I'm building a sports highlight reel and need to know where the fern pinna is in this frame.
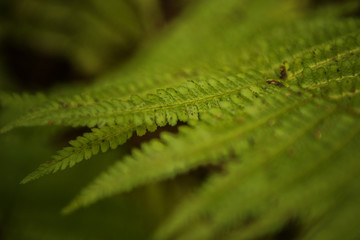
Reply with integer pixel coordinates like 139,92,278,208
1,0,360,239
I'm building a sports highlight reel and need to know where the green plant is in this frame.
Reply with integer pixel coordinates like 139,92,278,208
1,0,360,239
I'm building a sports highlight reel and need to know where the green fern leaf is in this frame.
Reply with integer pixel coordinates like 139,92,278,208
62,87,322,214
2,0,360,239
20,124,136,183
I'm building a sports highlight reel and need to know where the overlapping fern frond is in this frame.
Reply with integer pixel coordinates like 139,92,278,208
2,0,360,239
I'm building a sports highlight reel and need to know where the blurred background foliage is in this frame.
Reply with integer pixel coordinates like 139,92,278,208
0,0,358,239
0,0,195,92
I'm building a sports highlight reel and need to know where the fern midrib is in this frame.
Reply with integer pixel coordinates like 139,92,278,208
5,80,260,129
305,73,358,89
288,46,360,81
329,88,360,100
263,31,359,77
39,82,263,122
106,84,258,113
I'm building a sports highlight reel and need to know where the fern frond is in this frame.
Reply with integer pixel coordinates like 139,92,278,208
2,11,358,133
20,124,137,184
3,11,359,134
1,72,264,135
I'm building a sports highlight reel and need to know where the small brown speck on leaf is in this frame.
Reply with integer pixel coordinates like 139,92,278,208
266,80,284,87
280,65,287,80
